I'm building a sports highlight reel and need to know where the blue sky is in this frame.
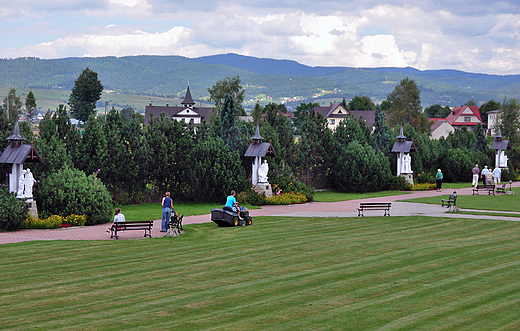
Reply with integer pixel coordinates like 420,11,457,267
1,0,519,74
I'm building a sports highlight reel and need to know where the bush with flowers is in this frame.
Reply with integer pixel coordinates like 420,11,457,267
416,171,436,184
264,192,307,205
23,215,63,229
411,183,437,191
63,214,87,227
237,187,266,206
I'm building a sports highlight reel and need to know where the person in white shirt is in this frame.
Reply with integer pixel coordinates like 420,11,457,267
113,208,126,223
493,166,502,186
481,166,489,185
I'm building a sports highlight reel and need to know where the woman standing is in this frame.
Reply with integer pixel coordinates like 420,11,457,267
161,192,175,232
436,169,443,192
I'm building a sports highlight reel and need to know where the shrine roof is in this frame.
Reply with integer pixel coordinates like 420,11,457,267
0,144,43,164
391,140,415,153
244,142,277,158
491,139,510,150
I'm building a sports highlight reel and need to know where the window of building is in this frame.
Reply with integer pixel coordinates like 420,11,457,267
329,119,335,125
464,116,471,122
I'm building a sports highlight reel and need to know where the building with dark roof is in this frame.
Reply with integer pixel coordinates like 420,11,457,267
313,102,377,131
144,86,215,125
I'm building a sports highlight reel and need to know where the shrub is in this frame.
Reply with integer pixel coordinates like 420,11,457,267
385,175,412,191
416,172,435,184
35,167,113,225
334,141,392,193
442,148,475,182
0,185,29,231
269,168,315,201
237,187,266,206
264,192,307,205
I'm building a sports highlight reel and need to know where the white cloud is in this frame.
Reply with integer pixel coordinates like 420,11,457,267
1,1,520,74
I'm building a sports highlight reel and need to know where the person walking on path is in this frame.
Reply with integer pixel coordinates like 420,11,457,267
472,164,480,188
493,166,502,186
161,192,175,232
436,169,443,192
481,166,489,185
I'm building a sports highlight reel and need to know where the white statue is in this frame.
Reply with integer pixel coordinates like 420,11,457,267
258,160,269,183
500,151,508,167
401,153,412,173
24,168,36,198
17,170,27,198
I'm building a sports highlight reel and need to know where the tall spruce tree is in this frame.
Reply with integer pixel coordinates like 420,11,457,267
25,91,37,122
372,106,390,154
220,93,241,152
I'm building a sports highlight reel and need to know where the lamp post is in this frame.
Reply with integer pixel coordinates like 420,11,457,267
509,179,513,193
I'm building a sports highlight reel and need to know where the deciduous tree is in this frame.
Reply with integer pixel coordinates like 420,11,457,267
207,76,246,115
68,67,103,123
386,77,429,134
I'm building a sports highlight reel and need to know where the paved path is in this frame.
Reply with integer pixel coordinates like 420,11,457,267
1,183,518,244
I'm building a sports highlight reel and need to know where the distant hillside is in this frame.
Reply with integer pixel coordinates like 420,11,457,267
1,54,519,111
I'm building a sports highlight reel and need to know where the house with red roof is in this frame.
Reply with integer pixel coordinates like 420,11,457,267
445,105,482,131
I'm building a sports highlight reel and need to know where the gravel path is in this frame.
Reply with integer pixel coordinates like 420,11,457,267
1,183,518,244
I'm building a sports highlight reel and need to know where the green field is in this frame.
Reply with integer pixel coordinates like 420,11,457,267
400,187,520,213
0,87,213,114
2,216,520,330
313,190,409,202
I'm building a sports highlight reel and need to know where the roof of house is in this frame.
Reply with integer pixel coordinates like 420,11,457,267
144,105,214,125
144,85,215,125
430,119,453,133
446,105,482,126
313,103,377,127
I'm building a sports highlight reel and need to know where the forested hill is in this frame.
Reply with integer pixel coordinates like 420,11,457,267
1,54,519,108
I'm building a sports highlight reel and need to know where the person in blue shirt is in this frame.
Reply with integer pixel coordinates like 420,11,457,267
224,190,239,212
161,192,176,232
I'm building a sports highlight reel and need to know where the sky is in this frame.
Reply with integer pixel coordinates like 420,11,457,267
1,0,519,75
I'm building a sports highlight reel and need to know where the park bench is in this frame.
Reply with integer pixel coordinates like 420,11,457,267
109,220,154,239
357,202,391,217
495,184,507,194
441,194,457,208
169,214,184,232
472,185,495,195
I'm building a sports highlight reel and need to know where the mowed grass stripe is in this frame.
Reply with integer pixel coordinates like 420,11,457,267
1,216,520,329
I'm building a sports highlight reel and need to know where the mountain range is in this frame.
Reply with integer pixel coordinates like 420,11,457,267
1,53,519,110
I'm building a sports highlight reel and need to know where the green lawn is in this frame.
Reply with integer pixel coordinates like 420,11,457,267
2,216,520,329
400,187,520,212
313,190,409,202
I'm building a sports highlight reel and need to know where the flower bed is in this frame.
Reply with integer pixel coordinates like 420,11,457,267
264,192,307,205
23,214,87,229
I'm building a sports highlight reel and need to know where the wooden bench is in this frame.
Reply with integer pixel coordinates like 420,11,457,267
358,202,391,217
168,214,184,232
441,194,457,208
496,184,507,194
109,221,153,239
472,185,495,195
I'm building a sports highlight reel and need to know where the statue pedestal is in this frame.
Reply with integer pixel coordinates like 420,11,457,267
24,199,38,218
400,173,414,186
255,182,273,198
